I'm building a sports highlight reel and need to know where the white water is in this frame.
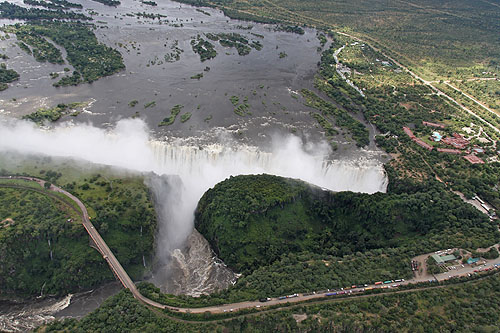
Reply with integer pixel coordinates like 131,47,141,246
0,117,387,292
0,295,72,332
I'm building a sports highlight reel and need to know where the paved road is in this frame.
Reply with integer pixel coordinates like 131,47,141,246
335,31,500,135
443,82,500,118
2,176,500,315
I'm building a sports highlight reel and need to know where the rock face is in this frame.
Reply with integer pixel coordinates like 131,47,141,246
150,230,237,296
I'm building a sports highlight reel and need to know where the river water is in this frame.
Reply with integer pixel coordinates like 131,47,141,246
0,0,389,331
0,0,331,148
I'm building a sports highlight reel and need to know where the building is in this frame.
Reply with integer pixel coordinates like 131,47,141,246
472,147,484,154
403,126,433,150
437,148,461,154
414,138,433,150
464,154,485,164
423,121,446,129
442,133,469,149
431,254,457,265
403,126,415,139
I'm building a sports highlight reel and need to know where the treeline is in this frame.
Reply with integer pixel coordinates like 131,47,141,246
15,27,64,64
206,32,262,55
0,2,90,21
302,88,369,147
276,25,304,34
0,63,19,91
190,36,216,62
0,171,157,297
23,0,83,10
41,273,500,332
195,175,499,274
12,23,125,86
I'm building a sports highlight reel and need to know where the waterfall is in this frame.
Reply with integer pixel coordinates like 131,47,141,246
0,117,389,295
149,139,388,195
146,138,388,294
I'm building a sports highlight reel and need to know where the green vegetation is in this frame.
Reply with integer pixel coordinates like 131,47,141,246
190,72,203,80
317,32,327,48
0,2,89,21
276,25,304,35
42,272,500,331
23,0,83,10
190,36,216,62
229,95,250,116
22,102,85,124
0,155,157,297
180,112,192,123
195,8,210,15
141,0,157,6
53,71,80,87
158,104,184,126
144,101,156,108
15,27,64,64
311,113,338,150
229,95,239,106
128,100,138,107
454,79,500,114
178,0,500,81
233,103,249,116
205,32,262,56
196,175,498,274
302,89,369,147
278,51,287,58
134,12,166,20
9,23,125,86
0,63,19,91
90,0,120,6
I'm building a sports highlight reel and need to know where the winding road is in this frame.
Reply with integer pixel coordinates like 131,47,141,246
1,176,500,317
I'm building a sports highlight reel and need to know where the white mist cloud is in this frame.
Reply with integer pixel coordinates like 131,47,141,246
0,118,387,267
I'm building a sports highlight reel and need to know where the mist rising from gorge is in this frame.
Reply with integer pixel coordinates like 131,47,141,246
0,117,387,273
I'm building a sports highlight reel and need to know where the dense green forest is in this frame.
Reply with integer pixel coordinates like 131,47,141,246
0,63,19,91
190,36,217,62
195,175,498,274
41,272,500,332
0,1,89,21
205,32,262,56
0,157,157,297
23,0,83,10
8,22,125,86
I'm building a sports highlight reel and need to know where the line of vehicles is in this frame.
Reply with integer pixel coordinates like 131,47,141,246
261,279,406,303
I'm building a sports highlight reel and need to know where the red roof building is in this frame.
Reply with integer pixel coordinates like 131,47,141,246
414,138,433,151
463,154,484,164
403,126,433,150
437,148,461,154
403,126,415,139
423,121,445,129
442,133,469,149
